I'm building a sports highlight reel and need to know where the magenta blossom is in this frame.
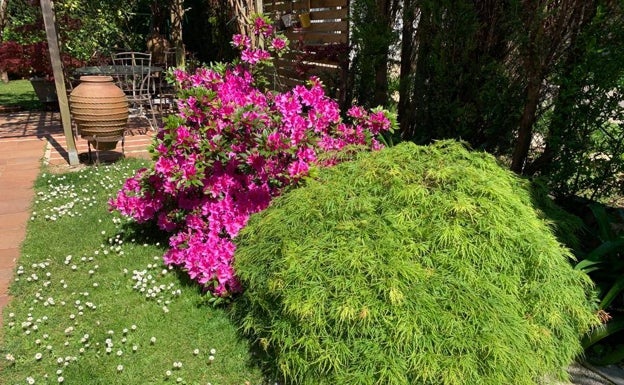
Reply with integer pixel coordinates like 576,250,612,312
270,37,288,53
241,48,271,65
109,15,394,297
231,34,252,50
253,16,274,37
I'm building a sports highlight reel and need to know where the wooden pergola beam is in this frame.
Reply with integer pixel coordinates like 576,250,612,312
40,0,78,166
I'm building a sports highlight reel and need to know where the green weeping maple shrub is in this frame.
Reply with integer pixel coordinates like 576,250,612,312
233,141,598,385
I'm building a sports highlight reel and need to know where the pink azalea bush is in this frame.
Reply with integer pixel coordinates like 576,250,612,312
109,15,394,296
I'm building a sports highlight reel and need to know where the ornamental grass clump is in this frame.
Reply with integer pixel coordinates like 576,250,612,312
233,141,599,385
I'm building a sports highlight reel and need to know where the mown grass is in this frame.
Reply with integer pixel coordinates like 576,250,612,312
0,79,43,111
0,159,265,385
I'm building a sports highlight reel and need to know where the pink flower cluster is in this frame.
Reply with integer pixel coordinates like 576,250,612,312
109,17,393,296
232,15,289,61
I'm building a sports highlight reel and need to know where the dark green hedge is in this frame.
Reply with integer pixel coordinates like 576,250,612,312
233,141,598,385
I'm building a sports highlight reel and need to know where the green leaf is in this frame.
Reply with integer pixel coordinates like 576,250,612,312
585,238,624,263
589,203,617,242
574,259,603,272
582,315,624,349
599,275,624,310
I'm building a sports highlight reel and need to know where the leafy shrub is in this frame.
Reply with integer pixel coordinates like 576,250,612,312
233,141,599,385
574,203,624,365
0,40,84,79
535,4,624,201
109,16,393,297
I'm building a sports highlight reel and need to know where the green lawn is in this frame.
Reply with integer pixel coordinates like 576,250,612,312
0,79,43,111
0,159,266,385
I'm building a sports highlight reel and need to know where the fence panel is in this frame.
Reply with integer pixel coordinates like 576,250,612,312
262,0,350,104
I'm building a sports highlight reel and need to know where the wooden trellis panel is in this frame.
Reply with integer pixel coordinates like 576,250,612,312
263,0,350,103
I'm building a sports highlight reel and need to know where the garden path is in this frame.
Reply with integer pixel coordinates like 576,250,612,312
0,110,153,334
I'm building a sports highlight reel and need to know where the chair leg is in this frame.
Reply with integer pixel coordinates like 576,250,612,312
87,141,93,163
93,137,101,165
147,99,158,131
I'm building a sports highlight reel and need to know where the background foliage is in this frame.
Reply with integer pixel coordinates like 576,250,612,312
349,0,623,201
573,203,624,365
5,0,621,203
1,0,238,77
398,0,521,155
3,0,148,62
531,5,624,200
349,0,398,109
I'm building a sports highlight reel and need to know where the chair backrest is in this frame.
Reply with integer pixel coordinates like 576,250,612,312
162,48,177,69
111,52,153,102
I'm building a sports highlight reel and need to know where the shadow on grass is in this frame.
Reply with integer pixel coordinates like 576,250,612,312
228,292,289,385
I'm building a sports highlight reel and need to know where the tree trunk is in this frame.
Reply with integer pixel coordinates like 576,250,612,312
510,78,541,173
373,52,389,107
397,0,416,136
0,0,7,39
372,0,391,107
0,0,9,83
523,2,598,176
509,0,598,174
228,0,256,39
402,2,432,140
171,0,185,67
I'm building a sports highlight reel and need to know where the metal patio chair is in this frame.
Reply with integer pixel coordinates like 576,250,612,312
152,48,178,113
111,51,158,131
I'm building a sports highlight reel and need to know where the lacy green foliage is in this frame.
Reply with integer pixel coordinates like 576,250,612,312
529,180,585,251
233,141,598,385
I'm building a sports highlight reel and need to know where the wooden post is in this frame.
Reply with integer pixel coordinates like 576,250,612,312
40,0,79,166
170,0,185,68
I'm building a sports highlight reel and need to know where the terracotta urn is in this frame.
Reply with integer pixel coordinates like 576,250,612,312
69,76,129,150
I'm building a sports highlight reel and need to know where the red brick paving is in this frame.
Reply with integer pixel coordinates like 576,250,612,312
0,110,154,334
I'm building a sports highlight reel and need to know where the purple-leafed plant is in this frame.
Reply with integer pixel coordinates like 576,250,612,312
109,15,394,297
0,40,83,80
